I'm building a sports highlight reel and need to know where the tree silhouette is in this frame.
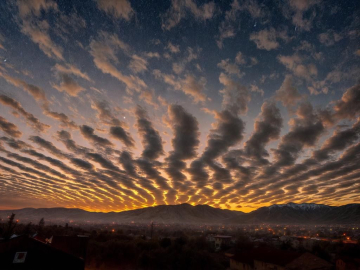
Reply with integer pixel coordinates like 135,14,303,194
39,218,45,227
38,217,45,235
4,213,17,240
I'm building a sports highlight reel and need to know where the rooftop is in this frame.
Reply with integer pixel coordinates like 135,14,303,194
232,247,302,266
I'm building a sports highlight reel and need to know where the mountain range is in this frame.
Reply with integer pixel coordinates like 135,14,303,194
0,203,359,225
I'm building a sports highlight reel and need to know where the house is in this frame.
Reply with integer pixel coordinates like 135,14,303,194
336,256,360,270
49,235,89,259
224,247,237,258
230,251,255,270
285,252,333,270
230,247,301,270
279,236,291,242
206,234,216,242
0,235,85,270
230,247,333,270
214,235,232,250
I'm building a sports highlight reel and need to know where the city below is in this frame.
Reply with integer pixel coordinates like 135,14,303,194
0,203,359,269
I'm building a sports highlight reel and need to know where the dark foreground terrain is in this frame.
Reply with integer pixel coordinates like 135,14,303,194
1,213,360,270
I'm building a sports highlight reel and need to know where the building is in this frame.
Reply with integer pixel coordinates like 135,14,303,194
0,235,85,270
230,251,255,270
224,247,237,258
206,234,216,242
214,235,232,250
336,256,360,270
230,247,333,270
49,235,88,259
285,252,333,270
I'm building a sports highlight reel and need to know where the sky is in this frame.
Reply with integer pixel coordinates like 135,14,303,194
0,0,359,213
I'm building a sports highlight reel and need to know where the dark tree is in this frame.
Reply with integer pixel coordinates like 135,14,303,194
39,218,45,227
4,213,17,240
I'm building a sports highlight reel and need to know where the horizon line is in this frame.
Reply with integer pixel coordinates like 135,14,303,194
0,202,358,214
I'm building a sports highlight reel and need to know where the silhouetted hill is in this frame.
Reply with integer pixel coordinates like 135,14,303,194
0,203,243,224
0,203,359,225
226,203,360,224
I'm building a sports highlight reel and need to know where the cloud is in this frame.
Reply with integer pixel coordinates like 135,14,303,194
333,83,360,120
128,55,148,73
162,0,216,30
250,27,290,50
167,42,180,54
56,130,89,155
22,148,79,176
139,89,159,109
136,158,171,191
271,102,324,168
0,33,5,50
7,152,67,179
119,151,137,176
249,84,264,96
167,105,200,160
0,156,58,181
244,102,283,164
29,135,68,158
217,59,242,77
80,125,114,147
189,109,245,187
91,100,122,126
313,119,360,161
135,106,164,160
54,11,86,38
16,0,58,18
286,0,320,31
92,100,134,148
53,64,92,82
16,0,64,60
217,0,267,48
20,22,64,60
203,110,245,162
318,30,343,46
172,47,200,74
0,137,32,150
146,52,160,58
277,54,319,84
71,157,94,170
109,126,135,148
96,0,134,21
217,25,236,49
89,32,146,93
181,74,207,103
166,104,200,187
86,152,119,172
235,52,246,65
153,70,207,103
0,116,22,138
219,72,251,115
0,95,50,132
0,73,47,102
275,75,303,109
43,106,77,129
52,73,85,96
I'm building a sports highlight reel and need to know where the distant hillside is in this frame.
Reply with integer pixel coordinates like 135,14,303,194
226,203,360,224
0,203,359,225
0,203,243,224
